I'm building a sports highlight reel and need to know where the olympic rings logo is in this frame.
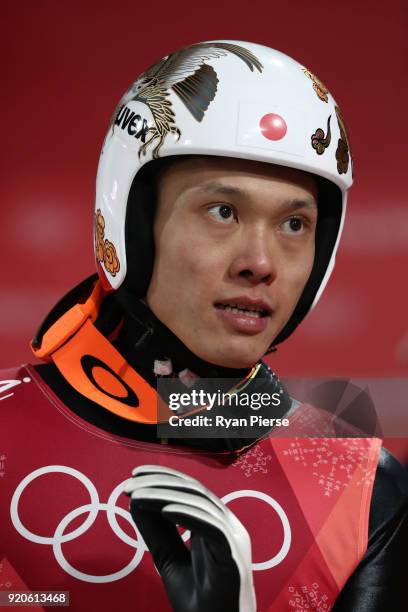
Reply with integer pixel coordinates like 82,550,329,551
10,465,291,583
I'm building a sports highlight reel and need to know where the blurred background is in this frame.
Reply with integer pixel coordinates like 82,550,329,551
2,0,408,379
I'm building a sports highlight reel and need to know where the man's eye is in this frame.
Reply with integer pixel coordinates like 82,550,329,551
281,216,306,233
207,204,238,223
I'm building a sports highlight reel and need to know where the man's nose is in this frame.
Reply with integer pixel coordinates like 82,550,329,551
228,228,278,286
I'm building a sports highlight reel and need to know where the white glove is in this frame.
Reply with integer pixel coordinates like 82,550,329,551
124,464,257,612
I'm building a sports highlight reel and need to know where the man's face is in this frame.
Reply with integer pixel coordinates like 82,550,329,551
146,157,318,368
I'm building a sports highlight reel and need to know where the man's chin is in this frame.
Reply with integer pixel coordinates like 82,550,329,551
218,355,264,369
198,343,268,370
179,327,271,369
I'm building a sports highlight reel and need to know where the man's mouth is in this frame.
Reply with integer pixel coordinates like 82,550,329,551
215,302,269,319
213,297,272,335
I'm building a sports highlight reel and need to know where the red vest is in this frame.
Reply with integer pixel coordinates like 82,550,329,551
0,365,381,611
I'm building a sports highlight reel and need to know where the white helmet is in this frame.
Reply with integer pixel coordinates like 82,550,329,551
94,40,352,344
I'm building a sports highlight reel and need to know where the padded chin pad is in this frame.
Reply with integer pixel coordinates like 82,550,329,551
122,165,158,297
273,178,342,345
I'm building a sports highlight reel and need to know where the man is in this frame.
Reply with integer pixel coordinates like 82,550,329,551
1,41,406,611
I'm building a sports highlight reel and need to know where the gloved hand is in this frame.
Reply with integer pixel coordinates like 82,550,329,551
123,465,257,612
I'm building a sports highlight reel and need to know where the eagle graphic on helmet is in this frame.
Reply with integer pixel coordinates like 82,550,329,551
113,42,263,159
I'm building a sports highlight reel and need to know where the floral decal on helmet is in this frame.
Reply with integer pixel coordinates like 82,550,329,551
335,105,351,175
311,115,332,154
302,68,329,102
94,209,120,276
113,42,263,159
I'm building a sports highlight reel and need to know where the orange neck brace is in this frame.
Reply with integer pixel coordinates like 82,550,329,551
31,280,169,424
